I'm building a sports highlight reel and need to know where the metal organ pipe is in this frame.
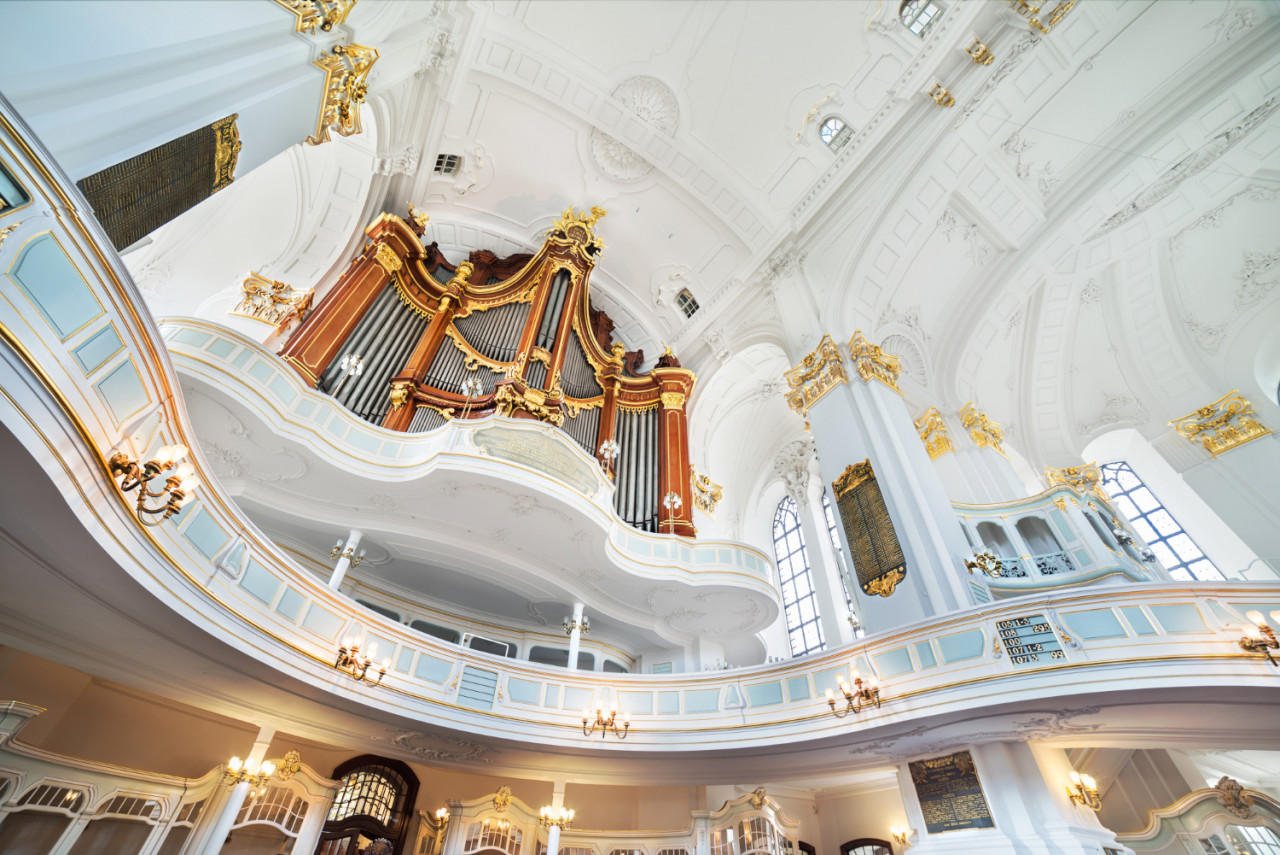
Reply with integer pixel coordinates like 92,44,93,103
454,302,530,363
535,270,571,351
350,302,428,419
320,284,396,392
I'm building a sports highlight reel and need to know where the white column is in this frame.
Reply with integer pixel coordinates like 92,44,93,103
198,726,275,855
566,602,584,671
546,782,567,855
328,530,363,589
47,813,92,855
290,787,336,855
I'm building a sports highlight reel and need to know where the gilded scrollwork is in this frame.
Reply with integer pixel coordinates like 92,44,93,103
783,334,847,418
960,402,1007,457
690,465,723,518
374,242,403,274
1169,391,1272,456
272,0,357,33
307,43,380,145
914,407,954,460
231,272,313,333
1045,462,1103,495
388,381,413,410
550,206,608,255
847,330,903,393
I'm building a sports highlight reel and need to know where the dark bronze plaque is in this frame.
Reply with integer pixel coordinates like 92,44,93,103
909,750,995,834
76,115,240,250
832,459,906,597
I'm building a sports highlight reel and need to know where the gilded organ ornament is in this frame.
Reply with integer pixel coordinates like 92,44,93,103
783,335,848,419
847,331,902,393
960,402,1007,457
914,407,954,460
1169,391,1272,456
374,242,404,274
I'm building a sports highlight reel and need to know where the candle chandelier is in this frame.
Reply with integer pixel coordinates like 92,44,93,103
1238,610,1280,666
824,670,880,717
539,806,574,829
581,705,630,740
335,637,390,685
107,445,200,525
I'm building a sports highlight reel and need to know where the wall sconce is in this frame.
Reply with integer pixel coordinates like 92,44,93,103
539,806,574,829
436,808,450,825
107,445,200,525
581,706,630,739
224,749,300,799
1066,771,1101,809
662,490,683,529
1239,610,1280,666
329,540,366,566
599,439,620,478
336,637,389,685
563,616,590,636
824,670,880,717
890,826,913,846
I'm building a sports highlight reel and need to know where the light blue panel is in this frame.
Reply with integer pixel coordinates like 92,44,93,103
873,647,915,678
507,678,541,705
970,580,992,604
695,549,714,564
414,654,452,684
813,667,847,695
268,375,296,406
181,507,230,560
248,361,272,383
628,536,650,556
94,359,149,423
938,629,985,663
786,675,810,702
658,692,679,714
1121,606,1156,636
348,429,379,454
394,647,414,674
619,691,653,715
295,399,316,418
8,234,103,339
363,633,395,666
173,328,212,349
680,547,691,562
563,686,592,711
853,654,872,675
381,441,401,457
238,558,280,605
914,641,938,670
1228,602,1280,620
72,324,123,374
650,662,673,674
1073,549,1093,567
1063,608,1127,640
718,548,731,563
684,689,719,713
207,337,236,359
745,681,784,707
1150,603,1207,633
457,666,498,711
724,684,742,707
327,418,347,439
274,587,305,622
1050,509,1076,542
230,348,253,369
300,603,344,641
543,685,560,708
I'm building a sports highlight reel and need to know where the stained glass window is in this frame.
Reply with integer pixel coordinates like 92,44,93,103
1100,461,1224,581
773,497,825,656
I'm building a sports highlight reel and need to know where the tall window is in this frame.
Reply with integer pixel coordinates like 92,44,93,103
1226,825,1280,855
823,492,862,637
1099,461,1224,582
899,0,942,36
321,756,418,855
773,497,825,656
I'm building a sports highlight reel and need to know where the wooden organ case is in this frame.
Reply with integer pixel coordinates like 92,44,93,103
279,206,697,537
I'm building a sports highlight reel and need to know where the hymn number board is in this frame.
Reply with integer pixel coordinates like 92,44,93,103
996,613,1065,668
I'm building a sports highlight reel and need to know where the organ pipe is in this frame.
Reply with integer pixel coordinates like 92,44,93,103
281,205,699,537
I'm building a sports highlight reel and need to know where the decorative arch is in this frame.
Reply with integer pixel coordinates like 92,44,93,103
840,839,892,855
318,755,419,855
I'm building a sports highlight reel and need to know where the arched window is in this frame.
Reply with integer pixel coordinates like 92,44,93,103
840,840,892,855
1100,461,1224,581
320,756,418,855
899,0,942,36
676,288,700,318
819,117,852,152
822,492,862,636
773,497,825,656
1226,825,1280,854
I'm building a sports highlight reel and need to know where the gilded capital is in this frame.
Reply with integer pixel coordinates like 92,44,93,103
1169,391,1272,456
959,402,1007,457
846,331,902,393
374,242,403,274
914,407,954,460
307,43,380,145
660,391,686,410
783,335,847,418
1045,462,1103,495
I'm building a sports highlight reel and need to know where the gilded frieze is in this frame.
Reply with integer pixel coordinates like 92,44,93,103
307,43,380,145
1169,391,1272,456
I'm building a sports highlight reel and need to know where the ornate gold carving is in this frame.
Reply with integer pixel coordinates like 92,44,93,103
493,384,564,427
1006,0,1076,34
784,335,847,418
847,331,902,393
562,398,603,418
307,43,380,145
212,115,241,193
1045,462,1103,495
960,402,1007,457
914,407,954,459
272,0,357,33
660,391,686,410
963,550,1001,577
416,402,455,421
529,347,552,365
547,370,565,400
389,381,412,410
832,460,874,498
1053,498,1069,511
929,84,955,108
550,206,608,255
406,201,429,231
690,465,723,518
447,260,474,288
865,567,906,597
749,787,767,810
1169,391,1272,456
1215,776,1254,819
374,242,403,274
493,786,513,813
231,272,313,333
275,749,303,781
0,221,22,251
610,342,626,363
967,39,995,65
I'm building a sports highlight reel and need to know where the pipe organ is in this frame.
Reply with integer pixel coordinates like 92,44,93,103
279,207,698,537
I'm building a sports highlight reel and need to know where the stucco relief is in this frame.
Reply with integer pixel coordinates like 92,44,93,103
590,76,679,182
